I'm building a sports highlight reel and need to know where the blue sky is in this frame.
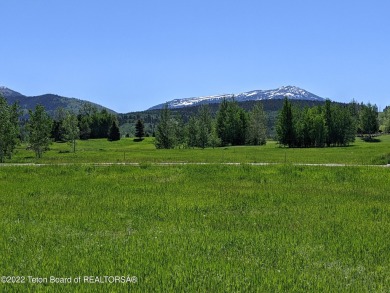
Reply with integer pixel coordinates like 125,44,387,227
1,0,389,112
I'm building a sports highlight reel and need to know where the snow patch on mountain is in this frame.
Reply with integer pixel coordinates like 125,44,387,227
148,86,324,110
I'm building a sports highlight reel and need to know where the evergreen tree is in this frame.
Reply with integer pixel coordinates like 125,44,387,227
248,103,267,145
216,97,248,146
28,105,52,158
292,103,355,148
235,107,249,145
80,106,116,139
359,103,379,139
348,99,360,134
197,105,212,148
155,104,176,149
386,111,390,133
77,103,94,139
216,98,229,146
78,103,94,138
380,106,390,133
277,97,295,147
97,109,114,138
209,121,221,148
108,121,121,141
225,101,237,145
0,97,20,163
186,116,198,148
324,99,334,146
175,115,186,148
293,107,306,147
135,119,145,140
79,116,92,140
332,105,356,146
51,107,67,142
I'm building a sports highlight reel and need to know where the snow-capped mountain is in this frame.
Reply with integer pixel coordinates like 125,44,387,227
148,86,325,110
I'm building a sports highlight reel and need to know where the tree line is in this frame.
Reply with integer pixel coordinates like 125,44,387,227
379,106,390,133
276,98,379,147
0,93,388,162
0,96,121,161
154,97,383,149
154,98,268,149
51,104,122,151
52,103,120,142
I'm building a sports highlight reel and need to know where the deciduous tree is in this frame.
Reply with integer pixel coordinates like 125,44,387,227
380,106,390,133
359,103,379,139
248,103,267,145
63,111,79,152
0,97,20,162
28,105,52,158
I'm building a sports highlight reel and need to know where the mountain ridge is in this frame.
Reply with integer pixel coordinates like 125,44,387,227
1,85,326,115
0,86,117,115
148,85,325,110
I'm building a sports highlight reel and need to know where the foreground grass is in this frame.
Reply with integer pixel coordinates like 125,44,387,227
7,134,390,165
1,164,389,292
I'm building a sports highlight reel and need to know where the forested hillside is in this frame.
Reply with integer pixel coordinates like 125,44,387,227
0,87,115,116
118,99,327,138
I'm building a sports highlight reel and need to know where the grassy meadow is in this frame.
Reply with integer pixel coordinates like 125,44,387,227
6,134,390,165
1,136,390,291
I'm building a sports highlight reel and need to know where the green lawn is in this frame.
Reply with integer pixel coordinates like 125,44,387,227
1,164,389,292
6,134,390,165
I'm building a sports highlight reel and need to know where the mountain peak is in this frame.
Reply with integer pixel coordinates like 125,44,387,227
0,86,25,98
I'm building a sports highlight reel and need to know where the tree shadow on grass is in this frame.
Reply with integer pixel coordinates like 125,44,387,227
23,156,35,159
58,150,71,154
133,138,144,142
361,137,381,143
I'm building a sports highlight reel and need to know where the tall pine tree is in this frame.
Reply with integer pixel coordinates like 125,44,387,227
108,121,121,141
135,119,145,140
197,105,213,149
216,98,229,146
186,116,198,148
277,97,295,147
154,104,177,149
216,97,248,146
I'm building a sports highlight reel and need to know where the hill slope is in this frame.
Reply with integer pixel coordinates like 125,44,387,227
0,86,116,115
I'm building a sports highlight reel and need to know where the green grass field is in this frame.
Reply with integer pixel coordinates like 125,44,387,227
1,137,390,291
6,134,390,165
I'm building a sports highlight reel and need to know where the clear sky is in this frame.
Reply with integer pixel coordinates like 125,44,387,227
1,0,389,112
